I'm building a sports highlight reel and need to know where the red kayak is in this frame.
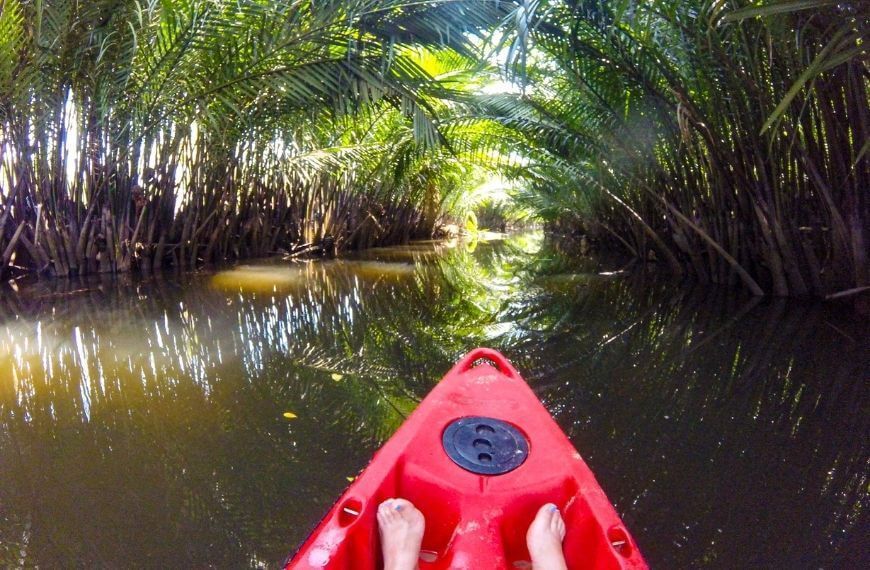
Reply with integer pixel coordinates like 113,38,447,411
286,348,647,569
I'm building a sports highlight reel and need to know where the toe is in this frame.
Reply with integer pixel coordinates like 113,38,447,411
379,499,401,522
391,498,412,510
539,503,558,523
390,498,415,519
549,507,562,529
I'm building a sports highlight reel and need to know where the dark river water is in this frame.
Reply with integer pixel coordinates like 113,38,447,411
0,233,867,568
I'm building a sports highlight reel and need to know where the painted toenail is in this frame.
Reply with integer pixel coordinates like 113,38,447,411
395,504,403,511
549,505,558,512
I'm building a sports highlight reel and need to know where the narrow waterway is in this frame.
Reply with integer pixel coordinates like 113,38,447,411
0,234,867,568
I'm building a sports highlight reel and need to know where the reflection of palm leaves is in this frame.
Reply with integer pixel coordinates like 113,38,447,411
2,236,867,566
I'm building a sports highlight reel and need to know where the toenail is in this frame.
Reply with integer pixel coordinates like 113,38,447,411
549,505,558,512
394,504,403,511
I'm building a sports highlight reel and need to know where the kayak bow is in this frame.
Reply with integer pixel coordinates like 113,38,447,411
286,348,647,569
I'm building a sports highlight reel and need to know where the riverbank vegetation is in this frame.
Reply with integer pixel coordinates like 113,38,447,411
0,0,866,297
490,0,867,297
0,0,509,278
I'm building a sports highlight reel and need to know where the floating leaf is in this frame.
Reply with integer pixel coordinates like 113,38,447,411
346,476,355,482
283,412,298,419
331,373,343,381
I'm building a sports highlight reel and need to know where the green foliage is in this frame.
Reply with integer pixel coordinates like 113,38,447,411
485,0,868,297
0,0,517,276
0,0,865,298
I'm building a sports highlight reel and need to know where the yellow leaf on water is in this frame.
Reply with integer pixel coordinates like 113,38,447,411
346,476,355,482
283,412,298,419
331,373,343,381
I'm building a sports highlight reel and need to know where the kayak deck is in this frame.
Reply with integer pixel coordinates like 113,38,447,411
286,348,647,569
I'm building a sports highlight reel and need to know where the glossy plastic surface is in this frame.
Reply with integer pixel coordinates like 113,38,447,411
285,348,648,569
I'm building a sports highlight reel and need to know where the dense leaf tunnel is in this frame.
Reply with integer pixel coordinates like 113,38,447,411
0,0,866,296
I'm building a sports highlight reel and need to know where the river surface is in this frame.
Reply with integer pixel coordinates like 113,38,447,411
0,233,867,568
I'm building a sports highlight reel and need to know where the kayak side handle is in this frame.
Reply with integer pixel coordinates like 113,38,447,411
607,526,634,557
337,497,363,527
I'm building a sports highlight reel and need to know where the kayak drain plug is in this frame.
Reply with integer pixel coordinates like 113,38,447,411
442,416,529,475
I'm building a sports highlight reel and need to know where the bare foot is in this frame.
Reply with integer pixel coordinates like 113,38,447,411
377,498,425,570
526,503,567,570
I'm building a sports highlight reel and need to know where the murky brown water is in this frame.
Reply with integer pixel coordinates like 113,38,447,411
1,233,867,568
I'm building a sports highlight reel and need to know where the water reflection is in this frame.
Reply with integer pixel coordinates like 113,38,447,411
0,235,866,568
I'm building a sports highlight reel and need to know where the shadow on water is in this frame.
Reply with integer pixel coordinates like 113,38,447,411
0,234,867,568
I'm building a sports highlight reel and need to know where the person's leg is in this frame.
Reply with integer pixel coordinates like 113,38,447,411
526,503,568,570
377,498,425,570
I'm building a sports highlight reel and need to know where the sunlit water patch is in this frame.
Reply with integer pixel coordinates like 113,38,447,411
341,260,417,280
211,264,310,294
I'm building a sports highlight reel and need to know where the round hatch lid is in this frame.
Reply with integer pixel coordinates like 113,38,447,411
442,416,529,475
